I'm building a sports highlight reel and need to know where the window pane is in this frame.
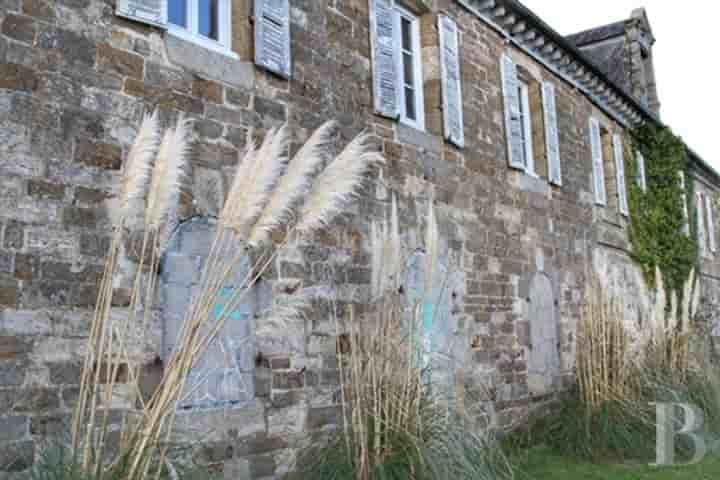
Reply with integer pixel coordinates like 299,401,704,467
169,0,187,28
403,52,414,87
401,17,412,51
405,87,416,121
199,0,219,40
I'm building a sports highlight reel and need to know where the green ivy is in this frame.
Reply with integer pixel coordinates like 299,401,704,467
627,123,698,294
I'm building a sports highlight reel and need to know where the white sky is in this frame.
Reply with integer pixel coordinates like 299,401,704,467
519,1,718,171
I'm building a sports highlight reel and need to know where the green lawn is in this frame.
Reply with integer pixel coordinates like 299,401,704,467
512,447,720,480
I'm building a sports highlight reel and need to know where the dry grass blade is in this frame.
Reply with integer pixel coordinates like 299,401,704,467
296,133,383,234
248,121,338,246
122,110,160,216
226,125,290,239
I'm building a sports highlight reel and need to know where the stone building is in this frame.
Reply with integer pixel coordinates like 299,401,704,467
0,0,717,477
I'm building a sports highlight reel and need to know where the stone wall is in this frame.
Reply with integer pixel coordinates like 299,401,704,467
0,0,718,477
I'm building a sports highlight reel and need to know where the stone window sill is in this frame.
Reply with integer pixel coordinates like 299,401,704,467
397,123,442,154
518,172,550,195
165,34,254,91
167,26,239,60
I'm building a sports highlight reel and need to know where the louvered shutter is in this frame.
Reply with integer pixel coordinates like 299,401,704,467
697,193,707,254
613,135,629,216
680,172,690,236
705,194,717,253
116,0,167,27
542,82,561,186
636,151,647,192
255,0,292,79
370,0,400,119
589,118,606,205
500,54,524,169
439,15,464,148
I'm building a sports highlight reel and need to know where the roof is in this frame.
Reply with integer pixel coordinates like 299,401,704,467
456,0,719,185
566,21,626,47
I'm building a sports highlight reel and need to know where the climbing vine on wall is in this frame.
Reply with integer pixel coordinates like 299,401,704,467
627,123,697,294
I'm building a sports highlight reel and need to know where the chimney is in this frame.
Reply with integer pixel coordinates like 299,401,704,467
566,7,662,118
627,8,661,117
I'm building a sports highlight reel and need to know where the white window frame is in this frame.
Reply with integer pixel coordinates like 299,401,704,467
167,0,236,58
517,80,535,176
394,5,425,131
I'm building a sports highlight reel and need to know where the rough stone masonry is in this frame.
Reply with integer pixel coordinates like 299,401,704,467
0,0,718,478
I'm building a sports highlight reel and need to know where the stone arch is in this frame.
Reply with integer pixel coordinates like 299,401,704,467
527,272,560,395
159,218,262,410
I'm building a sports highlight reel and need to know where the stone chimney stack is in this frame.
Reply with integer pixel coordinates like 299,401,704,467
627,8,661,117
566,7,662,118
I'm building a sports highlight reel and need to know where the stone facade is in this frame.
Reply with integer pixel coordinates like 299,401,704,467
0,0,718,477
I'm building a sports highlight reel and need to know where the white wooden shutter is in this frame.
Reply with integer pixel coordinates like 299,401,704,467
636,151,647,192
613,135,629,216
370,0,400,119
255,0,292,79
680,172,690,236
500,54,524,169
439,15,464,148
116,0,167,27
705,194,717,253
589,118,606,205
697,193,707,254
542,82,561,186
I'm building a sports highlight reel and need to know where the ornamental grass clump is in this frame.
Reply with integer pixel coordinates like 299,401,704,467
308,197,512,480
513,268,709,463
72,117,383,480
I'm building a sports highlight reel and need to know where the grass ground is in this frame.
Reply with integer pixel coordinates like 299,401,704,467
513,446,720,480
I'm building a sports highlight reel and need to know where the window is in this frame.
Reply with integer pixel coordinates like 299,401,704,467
697,193,707,255
168,0,233,55
500,56,561,181
680,172,690,236
395,6,424,130
517,80,535,175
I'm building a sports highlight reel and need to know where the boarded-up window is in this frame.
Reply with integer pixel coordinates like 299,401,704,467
527,273,560,395
160,219,258,410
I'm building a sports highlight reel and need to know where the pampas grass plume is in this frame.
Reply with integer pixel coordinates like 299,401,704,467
248,121,337,247
226,125,290,240
296,133,383,234
221,135,258,228
122,110,160,216
146,116,192,234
